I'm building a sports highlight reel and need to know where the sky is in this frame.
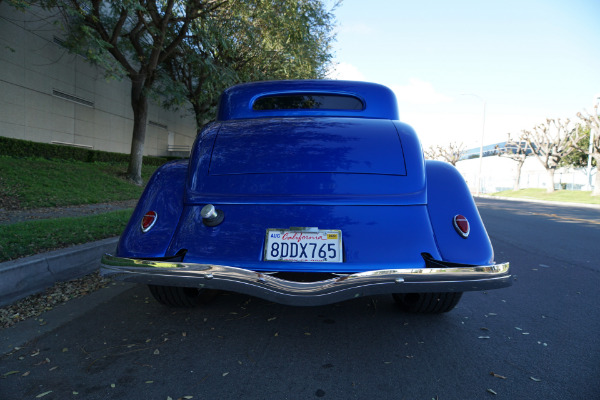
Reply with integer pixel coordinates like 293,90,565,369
327,0,600,149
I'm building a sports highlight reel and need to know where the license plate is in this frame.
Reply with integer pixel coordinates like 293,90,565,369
264,228,342,262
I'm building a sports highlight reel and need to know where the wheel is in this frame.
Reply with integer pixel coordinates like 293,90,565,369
148,285,217,307
392,292,463,313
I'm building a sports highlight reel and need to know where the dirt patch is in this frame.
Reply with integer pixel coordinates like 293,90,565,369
0,271,110,329
0,200,138,225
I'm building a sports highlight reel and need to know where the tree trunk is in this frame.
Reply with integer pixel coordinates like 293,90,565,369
546,168,556,193
192,101,205,131
593,154,600,196
192,98,216,130
126,76,148,185
513,159,524,191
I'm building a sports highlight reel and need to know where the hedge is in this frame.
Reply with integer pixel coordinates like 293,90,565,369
0,136,177,166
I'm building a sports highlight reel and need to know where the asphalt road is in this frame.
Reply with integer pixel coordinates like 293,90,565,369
1,198,599,399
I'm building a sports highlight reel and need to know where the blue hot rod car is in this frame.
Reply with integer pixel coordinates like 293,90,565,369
101,80,511,313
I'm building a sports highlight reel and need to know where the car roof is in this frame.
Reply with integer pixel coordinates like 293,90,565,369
216,80,399,121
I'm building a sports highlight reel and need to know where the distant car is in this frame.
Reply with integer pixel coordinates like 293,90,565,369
101,80,510,313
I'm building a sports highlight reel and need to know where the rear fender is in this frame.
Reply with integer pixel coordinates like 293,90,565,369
425,161,494,265
117,160,189,258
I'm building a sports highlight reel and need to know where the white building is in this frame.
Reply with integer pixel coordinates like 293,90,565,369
0,3,197,157
456,155,596,194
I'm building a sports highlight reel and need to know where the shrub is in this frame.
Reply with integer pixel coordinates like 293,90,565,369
0,136,176,166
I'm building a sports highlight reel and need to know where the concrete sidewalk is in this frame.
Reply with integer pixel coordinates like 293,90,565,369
0,237,118,307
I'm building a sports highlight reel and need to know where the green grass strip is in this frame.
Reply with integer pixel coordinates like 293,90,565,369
0,209,133,262
491,189,600,205
0,156,158,209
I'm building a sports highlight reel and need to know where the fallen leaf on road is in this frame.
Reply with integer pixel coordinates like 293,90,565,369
489,372,507,379
36,391,53,398
478,336,491,339
530,377,541,382
2,371,20,378
486,389,497,395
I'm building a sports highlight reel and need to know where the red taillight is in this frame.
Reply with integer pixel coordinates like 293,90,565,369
453,214,470,238
141,211,158,232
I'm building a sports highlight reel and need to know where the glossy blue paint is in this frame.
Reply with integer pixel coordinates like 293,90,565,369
166,204,441,273
117,160,188,258
217,80,399,121
116,80,499,274
186,117,426,205
209,118,406,175
425,160,494,265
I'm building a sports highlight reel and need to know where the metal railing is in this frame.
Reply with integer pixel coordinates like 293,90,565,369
51,141,93,149
167,145,190,152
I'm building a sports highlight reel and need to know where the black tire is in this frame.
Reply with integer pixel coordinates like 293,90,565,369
392,292,463,313
148,285,217,307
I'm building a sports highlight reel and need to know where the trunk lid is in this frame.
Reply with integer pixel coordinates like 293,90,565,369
208,118,406,176
187,117,425,205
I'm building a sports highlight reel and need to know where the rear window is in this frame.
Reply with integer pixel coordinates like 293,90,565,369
252,94,364,111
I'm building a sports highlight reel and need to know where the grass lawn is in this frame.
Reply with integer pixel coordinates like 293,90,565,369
0,156,165,260
491,188,600,205
0,209,133,262
0,156,158,209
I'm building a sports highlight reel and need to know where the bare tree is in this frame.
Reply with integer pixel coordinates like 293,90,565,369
424,142,466,166
501,131,531,191
573,105,600,195
524,118,575,193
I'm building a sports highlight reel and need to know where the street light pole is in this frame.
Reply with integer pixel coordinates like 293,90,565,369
585,94,600,191
462,93,487,195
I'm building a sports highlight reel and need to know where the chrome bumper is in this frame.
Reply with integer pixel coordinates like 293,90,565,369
100,255,511,306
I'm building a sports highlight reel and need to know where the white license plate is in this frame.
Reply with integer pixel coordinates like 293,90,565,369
264,228,343,262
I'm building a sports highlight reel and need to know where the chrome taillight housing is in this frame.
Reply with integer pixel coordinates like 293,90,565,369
141,211,158,233
453,214,470,238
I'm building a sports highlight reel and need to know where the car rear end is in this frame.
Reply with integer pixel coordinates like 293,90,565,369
101,80,510,311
